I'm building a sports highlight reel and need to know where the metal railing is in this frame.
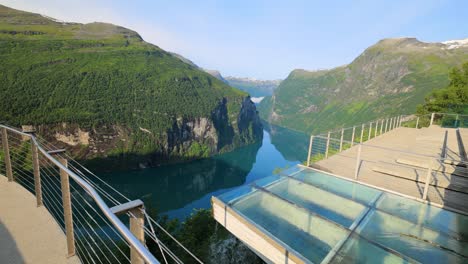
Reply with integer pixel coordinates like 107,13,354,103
0,124,204,264
304,113,468,213
306,114,407,166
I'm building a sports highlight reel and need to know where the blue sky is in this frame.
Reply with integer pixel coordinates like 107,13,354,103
1,0,467,79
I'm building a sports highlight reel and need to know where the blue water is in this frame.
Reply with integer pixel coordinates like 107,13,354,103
100,124,307,219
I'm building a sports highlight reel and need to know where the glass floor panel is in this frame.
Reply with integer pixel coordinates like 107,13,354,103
266,178,366,227
329,233,410,264
216,166,468,263
290,170,382,205
357,210,468,263
233,190,349,263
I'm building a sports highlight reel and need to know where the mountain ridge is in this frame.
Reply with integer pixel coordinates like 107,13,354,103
0,4,263,170
166,51,281,97
258,37,468,133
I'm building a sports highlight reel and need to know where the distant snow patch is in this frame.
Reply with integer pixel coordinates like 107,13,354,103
251,97,264,104
442,38,468,49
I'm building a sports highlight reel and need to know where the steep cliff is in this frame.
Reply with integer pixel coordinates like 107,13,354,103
0,4,263,169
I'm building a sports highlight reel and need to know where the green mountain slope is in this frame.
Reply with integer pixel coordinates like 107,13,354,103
258,37,468,133
0,5,262,168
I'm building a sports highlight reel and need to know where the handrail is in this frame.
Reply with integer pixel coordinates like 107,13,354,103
0,124,160,264
305,112,468,211
314,114,410,137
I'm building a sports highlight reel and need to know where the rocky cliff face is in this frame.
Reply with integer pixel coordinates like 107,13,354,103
34,96,262,170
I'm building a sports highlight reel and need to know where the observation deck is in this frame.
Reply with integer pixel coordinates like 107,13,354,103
213,113,468,263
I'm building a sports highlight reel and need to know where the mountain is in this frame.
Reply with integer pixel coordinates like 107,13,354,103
168,53,280,98
0,4,263,169
225,77,281,97
258,37,468,133
169,53,228,83
203,69,227,83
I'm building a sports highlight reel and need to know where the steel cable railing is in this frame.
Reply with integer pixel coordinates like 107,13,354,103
32,138,174,262
0,125,162,264
32,134,204,263
304,112,468,213
3,126,204,264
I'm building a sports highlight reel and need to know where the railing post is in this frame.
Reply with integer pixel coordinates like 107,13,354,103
339,128,344,152
31,143,42,206
325,131,331,158
430,113,435,126
30,137,43,207
360,124,364,143
416,117,420,129
306,135,314,167
23,128,43,207
380,119,384,135
455,114,459,127
399,115,403,127
385,118,388,133
422,159,433,200
351,126,356,146
1,128,13,182
374,121,378,137
368,122,372,141
58,156,76,257
130,207,145,264
354,144,362,180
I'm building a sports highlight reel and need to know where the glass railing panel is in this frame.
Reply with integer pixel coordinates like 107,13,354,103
217,185,255,204
217,175,284,204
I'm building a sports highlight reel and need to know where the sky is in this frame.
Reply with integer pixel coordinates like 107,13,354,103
1,0,467,79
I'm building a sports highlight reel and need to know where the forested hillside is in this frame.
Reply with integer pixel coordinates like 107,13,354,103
259,38,468,133
0,5,262,169
417,62,468,114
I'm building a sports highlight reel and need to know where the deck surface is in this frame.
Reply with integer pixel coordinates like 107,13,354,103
0,176,81,264
315,126,468,213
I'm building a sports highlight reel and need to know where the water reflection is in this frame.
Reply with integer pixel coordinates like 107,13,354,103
263,121,309,162
101,141,259,210
100,127,306,219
